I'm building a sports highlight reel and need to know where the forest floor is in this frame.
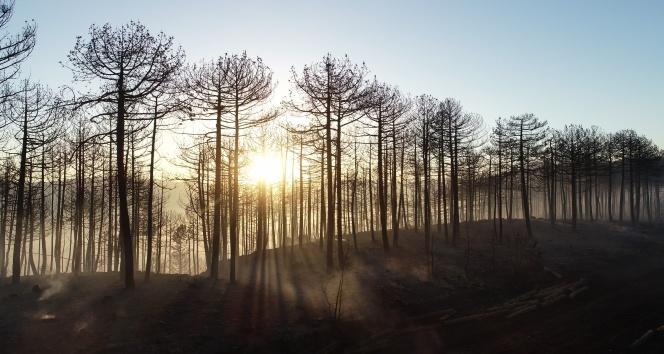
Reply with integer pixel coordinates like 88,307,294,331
2,220,664,353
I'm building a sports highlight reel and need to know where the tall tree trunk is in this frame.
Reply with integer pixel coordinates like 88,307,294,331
423,121,431,254
28,164,38,276
0,163,10,278
39,148,47,275
351,141,358,250
106,129,114,273
377,113,389,251
335,111,344,266
211,103,222,280
319,149,325,249
518,125,533,239
145,106,158,282
230,100,240,282
87,155,96,272
299,140,304,247
117,84,135,289
325,77,334,270
571,152,578,231
619,147,625,221
368,144,375,242
11,98,30,284
391,125,399,247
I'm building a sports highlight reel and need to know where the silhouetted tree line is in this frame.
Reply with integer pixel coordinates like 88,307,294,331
0,10,661,288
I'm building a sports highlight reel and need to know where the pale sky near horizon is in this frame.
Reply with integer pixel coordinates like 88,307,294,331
11,0,664,147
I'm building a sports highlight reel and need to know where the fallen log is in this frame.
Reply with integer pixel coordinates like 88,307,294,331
506,304,537,319
443,308,511,325
408,308,456,323
443,278,589,325
569,286,589,299
541,292,568,307
630,329,654,350
543,266,563,279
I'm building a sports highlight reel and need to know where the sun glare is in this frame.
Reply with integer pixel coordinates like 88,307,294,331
247,152,282,184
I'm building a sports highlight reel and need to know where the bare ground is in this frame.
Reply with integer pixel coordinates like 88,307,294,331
1,220,664,353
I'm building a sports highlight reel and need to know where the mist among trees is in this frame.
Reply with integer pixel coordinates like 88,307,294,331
1,2,663,353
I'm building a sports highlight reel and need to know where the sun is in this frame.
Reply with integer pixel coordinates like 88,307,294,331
247,151,282,184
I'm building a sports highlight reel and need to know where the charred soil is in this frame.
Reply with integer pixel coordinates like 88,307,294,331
1,220,664,353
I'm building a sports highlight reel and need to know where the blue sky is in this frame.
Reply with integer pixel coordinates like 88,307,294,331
12,0,664,146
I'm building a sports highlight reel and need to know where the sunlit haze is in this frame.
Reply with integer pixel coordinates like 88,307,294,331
247,151,283,185
1,2,663,353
